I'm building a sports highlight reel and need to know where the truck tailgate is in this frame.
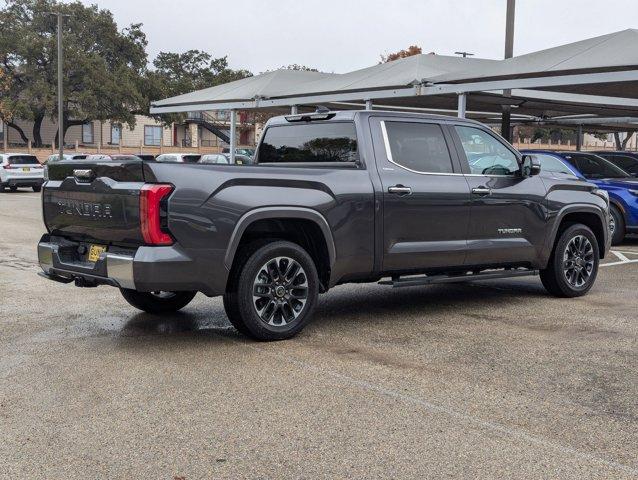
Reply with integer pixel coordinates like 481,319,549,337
43,160,149,246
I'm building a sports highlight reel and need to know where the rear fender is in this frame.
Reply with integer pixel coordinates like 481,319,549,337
223,207,336,271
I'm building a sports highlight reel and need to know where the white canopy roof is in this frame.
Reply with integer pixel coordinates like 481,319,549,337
151,69,336,110
271,54,499,97
149,29,638,122
432,29,638,83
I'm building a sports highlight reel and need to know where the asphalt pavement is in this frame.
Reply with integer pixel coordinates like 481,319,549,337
1,191,637,479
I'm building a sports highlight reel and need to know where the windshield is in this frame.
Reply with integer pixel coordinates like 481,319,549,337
560,153,630,179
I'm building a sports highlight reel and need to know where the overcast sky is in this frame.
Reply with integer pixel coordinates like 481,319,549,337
76,0,638,73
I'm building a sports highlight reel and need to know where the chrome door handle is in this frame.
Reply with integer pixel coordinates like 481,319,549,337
471,186,491,195
388,185,412,195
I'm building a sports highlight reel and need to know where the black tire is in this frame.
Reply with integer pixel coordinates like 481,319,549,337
609,204,625,246
0,185,5,192
9,185,17,192
223,240,319,341
32,185,42,193
120,289,196,314
540,223,599,298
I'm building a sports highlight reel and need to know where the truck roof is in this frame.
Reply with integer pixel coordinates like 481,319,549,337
265,109,486,128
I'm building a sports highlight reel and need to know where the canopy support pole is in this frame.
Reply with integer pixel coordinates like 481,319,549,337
457,93,467,118
229,110,237,164
365,99,373,110
576,125,583,151
290,105,298,114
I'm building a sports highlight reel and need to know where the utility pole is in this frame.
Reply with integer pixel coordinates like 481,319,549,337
47,12,68,160
501,0,515,142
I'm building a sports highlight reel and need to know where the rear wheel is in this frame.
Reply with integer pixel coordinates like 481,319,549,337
609,204,625,245
223,240,319,341
120,289,196,314
9,186,17,192
32,185,42,193
540,224,599,297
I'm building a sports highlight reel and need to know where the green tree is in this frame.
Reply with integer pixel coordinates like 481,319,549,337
0,0,148,146
144,50,252,125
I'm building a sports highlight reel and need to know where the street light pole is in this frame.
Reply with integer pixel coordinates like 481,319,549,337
57,13,63,160
501,0,515,142
47,12,67,159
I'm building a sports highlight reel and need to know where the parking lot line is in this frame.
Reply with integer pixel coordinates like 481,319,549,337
601,251,638,267
250,345,638,476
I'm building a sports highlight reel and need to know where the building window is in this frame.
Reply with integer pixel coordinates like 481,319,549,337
82,123,94,144
144,125,162,146
111,123,121,145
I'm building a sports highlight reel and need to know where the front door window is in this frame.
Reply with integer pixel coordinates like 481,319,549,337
455,126,519,176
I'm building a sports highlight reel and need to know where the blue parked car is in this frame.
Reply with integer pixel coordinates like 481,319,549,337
521,150,638,245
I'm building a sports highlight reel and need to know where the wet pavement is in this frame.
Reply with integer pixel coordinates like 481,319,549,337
1,191,637,479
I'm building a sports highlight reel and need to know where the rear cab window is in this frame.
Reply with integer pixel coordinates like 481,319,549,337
258,122,359,165
8,155,40,165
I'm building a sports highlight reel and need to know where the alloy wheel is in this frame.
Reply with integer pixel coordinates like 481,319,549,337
562,235,595,288
252,256,308,326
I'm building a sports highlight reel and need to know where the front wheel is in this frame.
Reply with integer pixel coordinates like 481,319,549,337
540,224,599,298
223,240,319,341
32,185,42,193
120,289,196,314
609,204,625,245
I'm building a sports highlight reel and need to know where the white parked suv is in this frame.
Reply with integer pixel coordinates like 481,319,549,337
0,153,44,192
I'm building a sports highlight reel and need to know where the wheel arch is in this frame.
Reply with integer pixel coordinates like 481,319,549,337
546,205,608,262
224,207,336,287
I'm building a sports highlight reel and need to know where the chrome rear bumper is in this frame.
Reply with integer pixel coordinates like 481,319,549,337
38,241,135,289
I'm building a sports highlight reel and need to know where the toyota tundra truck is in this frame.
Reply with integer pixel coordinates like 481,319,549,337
37,110,611,340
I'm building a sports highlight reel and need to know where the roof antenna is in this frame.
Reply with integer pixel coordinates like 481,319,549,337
315,105,330,113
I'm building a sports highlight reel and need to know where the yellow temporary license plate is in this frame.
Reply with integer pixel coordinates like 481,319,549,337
22,167,30,172
88,244,107,262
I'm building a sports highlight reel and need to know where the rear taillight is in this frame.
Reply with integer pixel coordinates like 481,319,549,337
140,184,174,245
3,165,14,169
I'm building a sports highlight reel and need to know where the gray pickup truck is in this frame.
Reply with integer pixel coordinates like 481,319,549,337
38,110,611,340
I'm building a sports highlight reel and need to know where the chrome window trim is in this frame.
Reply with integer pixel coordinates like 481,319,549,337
380,120,462,176
380,121,517,178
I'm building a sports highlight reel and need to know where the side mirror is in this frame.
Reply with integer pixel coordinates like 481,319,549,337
521,154,541,177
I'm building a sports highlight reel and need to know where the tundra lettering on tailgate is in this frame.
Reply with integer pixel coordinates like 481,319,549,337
58,199,113,219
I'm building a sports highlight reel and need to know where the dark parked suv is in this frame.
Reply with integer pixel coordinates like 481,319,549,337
38,110,611,340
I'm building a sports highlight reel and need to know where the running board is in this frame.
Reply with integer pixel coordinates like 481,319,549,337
378,269,539,288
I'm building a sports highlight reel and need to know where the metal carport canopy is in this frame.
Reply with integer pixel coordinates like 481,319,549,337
149,29,638,122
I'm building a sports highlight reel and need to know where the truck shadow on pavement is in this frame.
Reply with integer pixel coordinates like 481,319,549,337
116,278,549,341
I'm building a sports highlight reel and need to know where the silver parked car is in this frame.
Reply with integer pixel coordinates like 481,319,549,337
45,153,89,164
0,153,44,192
155,153,201,163
199,153,253,165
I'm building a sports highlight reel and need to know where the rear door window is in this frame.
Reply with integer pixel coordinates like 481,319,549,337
382,121,454,174
8,155,39,165
259,122,358,164
182,155,202,163
601,154,638,174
